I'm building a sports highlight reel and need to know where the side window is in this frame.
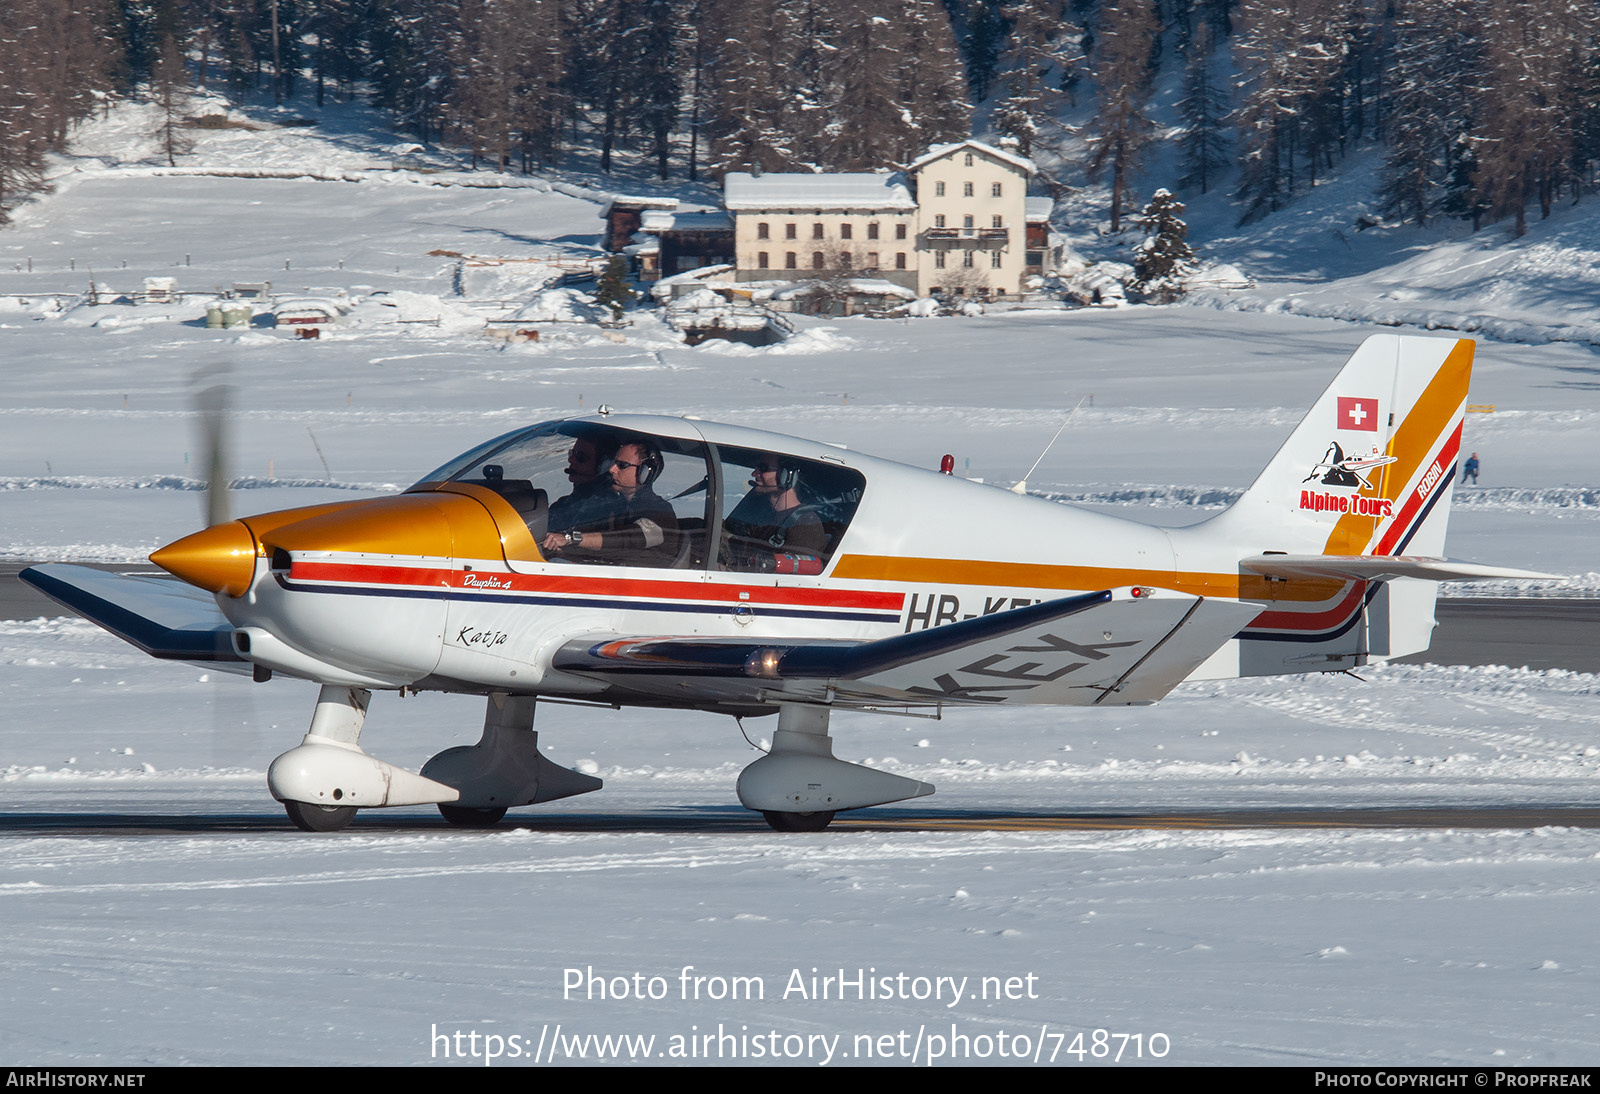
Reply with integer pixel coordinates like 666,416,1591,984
438,423,712,570
715,446,866,576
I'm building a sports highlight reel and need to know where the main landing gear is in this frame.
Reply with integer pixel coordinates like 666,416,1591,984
737,704,934,833
267,686,601,831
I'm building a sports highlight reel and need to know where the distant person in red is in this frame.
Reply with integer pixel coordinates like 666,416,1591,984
1461,452,1480,485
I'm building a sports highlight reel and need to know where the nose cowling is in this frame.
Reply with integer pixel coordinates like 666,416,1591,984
151,520,258,597
151,493,515,599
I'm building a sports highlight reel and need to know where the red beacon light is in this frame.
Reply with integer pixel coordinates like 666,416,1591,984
939,454,954,475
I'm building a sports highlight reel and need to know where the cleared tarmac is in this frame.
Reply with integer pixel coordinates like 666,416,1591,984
3,804,1599,836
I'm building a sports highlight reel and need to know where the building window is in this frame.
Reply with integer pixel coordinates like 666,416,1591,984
786,252,797,269
935,214,946,228
992,182,1003,197
935,251,946,269
867,222,879,240
991,250,1002,268
963,214,973,228
963,250,974,268
841,223,853,240
812,223,824,239
964,152,974,166
963,181,974,197
895,252,906,270
866,251,878,268
759,251,769,269
895,223,907,240
935,181,946,197
785,223,797,239
840,251,852,268
758,222,770,240
992,215,1003,228
812,251,825,269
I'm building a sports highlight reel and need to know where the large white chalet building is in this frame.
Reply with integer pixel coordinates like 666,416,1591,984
721,140,1041,298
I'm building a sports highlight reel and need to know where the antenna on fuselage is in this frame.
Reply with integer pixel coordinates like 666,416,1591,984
1011,394,1088,495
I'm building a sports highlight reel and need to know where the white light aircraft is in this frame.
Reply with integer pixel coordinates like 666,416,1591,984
23,335,1552,831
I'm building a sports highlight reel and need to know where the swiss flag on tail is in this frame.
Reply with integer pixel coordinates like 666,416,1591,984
1337,396,1379,431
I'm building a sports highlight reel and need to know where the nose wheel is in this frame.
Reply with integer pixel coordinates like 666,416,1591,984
283,800,358,832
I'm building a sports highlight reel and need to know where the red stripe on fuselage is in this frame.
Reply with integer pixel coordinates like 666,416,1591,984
287,560,906,611
1245,581,1366,633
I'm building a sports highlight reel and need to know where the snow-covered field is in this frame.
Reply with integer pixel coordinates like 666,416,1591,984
2,103,1599,1066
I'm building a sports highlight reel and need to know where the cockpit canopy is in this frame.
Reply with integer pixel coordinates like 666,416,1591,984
414,421,866,574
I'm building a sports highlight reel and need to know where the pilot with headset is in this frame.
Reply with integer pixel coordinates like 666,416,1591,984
722,454,827,574
546,431,620,535
542,438,678,567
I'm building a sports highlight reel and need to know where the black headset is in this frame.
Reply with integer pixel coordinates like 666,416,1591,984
620,441,663,486
749,458,800,491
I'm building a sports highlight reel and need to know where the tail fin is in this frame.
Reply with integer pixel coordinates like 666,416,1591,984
1214,334,1473,558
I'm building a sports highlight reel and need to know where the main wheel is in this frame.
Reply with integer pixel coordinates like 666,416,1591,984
284,800,357,832
438,803,508,828
762,810,835,832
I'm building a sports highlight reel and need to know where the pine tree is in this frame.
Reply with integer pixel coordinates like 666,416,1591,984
149,31,193,166
0,0,120,224
1086,0,1159,232
821,0,913,169
1377,0,1482,227
703,0,798,175
1177,19,1228,194
635,0,681,179
896,0,973,158
1469,0,1596,236
1130,187,1195,301
594,254,634,320
993,0,1080,157
954,0,1009,101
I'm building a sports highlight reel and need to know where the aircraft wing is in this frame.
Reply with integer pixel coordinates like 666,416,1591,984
19,563,248,670
553,587,1262,708
1240,554,1563,583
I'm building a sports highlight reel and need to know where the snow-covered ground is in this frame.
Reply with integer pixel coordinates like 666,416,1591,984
2,101,1599,1066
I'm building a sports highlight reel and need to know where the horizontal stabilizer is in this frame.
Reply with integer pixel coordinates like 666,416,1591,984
556,588,1261,708
20,563,247,668
1240,554,1562,583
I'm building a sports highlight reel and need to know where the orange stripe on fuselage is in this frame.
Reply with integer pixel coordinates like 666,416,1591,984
829,556,1341,604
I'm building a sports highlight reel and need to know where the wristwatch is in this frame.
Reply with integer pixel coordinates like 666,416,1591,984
566,530,585,546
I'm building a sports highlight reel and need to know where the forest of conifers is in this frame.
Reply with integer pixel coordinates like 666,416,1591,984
2,0,1598,237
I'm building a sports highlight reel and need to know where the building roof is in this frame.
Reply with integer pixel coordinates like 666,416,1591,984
908,139,1036,176
640,209,733,232
1025,197,1055,223
723,171,916,211
599,195,679,218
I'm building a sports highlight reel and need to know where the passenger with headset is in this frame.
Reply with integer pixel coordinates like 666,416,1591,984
722,453,827,574
542,438,679,567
